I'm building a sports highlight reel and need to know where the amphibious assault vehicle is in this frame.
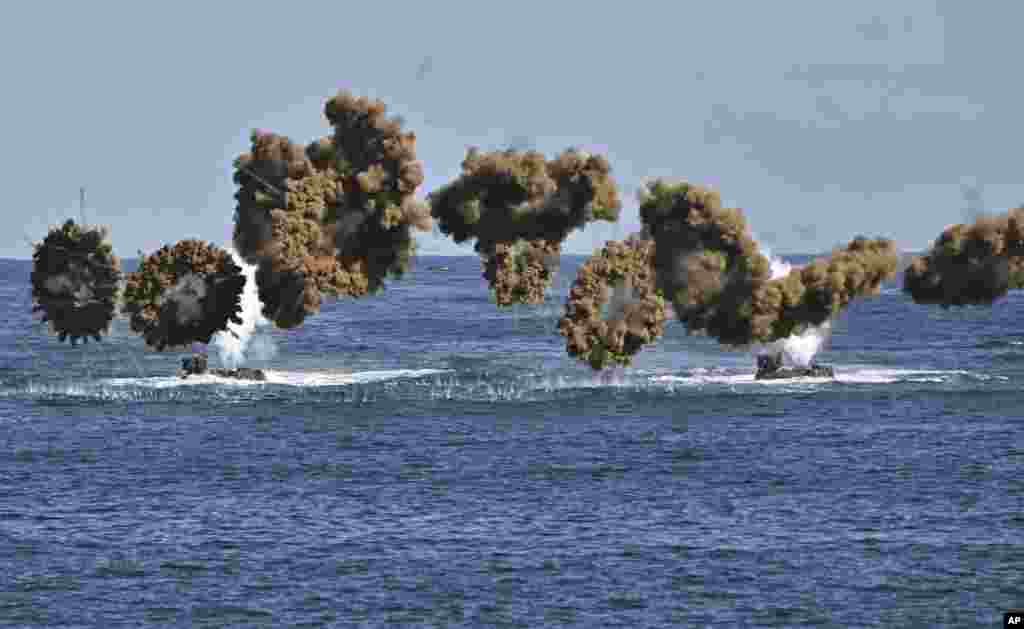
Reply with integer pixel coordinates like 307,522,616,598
755,352,834,380
178,354,267,381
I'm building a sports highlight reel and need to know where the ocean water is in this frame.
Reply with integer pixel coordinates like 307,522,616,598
1,254,1022,628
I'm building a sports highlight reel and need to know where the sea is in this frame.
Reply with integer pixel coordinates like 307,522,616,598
1,253,1022,628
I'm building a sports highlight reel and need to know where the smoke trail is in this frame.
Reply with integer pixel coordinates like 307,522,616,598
212,249,276,368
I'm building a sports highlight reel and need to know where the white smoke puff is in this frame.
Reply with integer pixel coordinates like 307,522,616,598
159,274,207,326
212,249,275,368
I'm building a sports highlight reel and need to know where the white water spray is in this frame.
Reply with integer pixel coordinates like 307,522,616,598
760,248,830,366
212,250,276,368
761,321,832,367
766,253,792,281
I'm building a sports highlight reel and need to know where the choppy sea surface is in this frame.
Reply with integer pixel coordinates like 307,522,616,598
1,255,1022,628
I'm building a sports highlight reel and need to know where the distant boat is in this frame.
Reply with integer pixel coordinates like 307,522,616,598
428,265,451,272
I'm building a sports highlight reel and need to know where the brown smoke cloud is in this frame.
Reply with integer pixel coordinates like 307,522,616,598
429,147,621,305
31,220,122,345
121,240,245,351
558,236,666,370
232,90,432,328
903,207,1024,307
639,179,898,348
486,240,562,306
767,236,898,338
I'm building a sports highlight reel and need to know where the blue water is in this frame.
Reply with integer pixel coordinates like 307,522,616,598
1,255,1022,627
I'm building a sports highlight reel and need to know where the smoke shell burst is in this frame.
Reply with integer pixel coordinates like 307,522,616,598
638,178,898,348
903,207,1024,307
121,240,245,350
430,146,621,306
486,239,562,306
231,91,433,329
31,219,122,345
559,236,666,370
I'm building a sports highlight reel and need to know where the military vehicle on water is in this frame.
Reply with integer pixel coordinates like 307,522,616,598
178,354,266,381
755,352,834,380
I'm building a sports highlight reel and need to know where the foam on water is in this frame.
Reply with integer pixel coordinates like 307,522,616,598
101,368,450,389
263,368,449,387
416,369,660,403
5,362,1011,405
651,366,1006,386
102,375,264,388
31,365,996,404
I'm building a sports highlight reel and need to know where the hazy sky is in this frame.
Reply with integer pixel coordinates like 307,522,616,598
4,1,1020,259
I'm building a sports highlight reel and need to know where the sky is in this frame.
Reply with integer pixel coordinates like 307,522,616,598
3,1,1021,259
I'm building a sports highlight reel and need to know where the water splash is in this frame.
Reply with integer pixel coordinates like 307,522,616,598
761,321,832,367
764,247,793,281
211,250,276,368
761,249,828,366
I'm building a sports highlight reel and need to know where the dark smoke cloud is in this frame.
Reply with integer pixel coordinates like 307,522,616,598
30,220,122,345
903,207,1024,307
429,147,621,305
232,90,432,328
486,239,562,306
638,179,770,346
121,240,245,351
639,179,898,347
558,236,666,370
784,236,899,326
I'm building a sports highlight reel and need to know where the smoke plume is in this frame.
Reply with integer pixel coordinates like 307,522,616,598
903,207,1024,307
30,219,122,345
121,239,245,350
232,90,432,328
639,178,897,348
430,147,621,305
558,236,666,370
